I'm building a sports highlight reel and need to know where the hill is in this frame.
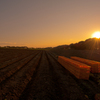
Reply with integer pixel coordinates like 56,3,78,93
70,38,100,50
53,38,100,50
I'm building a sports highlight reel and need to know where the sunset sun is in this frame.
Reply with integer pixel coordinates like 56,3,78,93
92,32,100,38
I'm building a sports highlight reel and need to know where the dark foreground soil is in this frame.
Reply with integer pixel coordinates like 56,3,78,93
0,49,100,100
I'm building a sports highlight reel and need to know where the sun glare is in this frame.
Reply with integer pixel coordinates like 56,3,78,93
92,31,100,39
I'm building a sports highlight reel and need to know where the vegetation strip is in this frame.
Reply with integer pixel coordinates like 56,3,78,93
58,56,90,80
71,56,100,73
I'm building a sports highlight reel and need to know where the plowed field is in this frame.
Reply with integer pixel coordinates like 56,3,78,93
0,49,100,100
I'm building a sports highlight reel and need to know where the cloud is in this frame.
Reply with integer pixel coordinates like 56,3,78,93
0,42,26,46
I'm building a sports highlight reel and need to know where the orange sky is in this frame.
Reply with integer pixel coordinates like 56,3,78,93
0,0,100,47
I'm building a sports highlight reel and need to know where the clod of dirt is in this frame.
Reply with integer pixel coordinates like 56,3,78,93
95,93,100,100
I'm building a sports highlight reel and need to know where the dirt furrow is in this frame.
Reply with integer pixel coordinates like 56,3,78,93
0,51,39,84
0,51,42,100
0,53,24,63
0,51,37,70
19,51,61,100
46,51,88,100
0,50,35,63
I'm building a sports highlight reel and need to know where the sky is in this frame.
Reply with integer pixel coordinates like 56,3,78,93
0,0,100,48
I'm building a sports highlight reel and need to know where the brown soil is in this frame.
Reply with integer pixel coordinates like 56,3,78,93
0,49,100,100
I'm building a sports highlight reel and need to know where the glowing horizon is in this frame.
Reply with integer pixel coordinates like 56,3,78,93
0,0,100,48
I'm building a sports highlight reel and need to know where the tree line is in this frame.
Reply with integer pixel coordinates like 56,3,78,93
70,38,100,50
